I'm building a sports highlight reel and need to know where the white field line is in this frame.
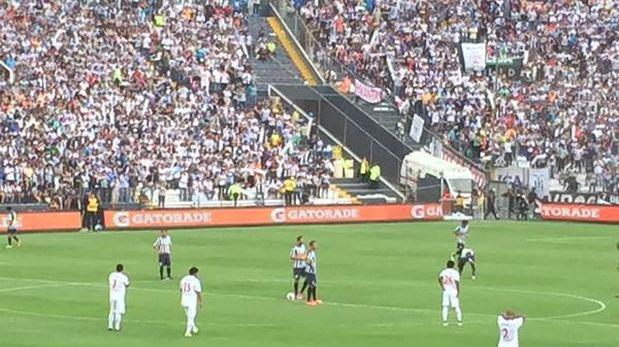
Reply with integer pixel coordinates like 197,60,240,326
525,236,616,243
0,277,614,328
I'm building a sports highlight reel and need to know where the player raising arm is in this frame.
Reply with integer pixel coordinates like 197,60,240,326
108,264,130,331
180,267,202,337
290,235,307,300
438,260,462,326
497,310,525,347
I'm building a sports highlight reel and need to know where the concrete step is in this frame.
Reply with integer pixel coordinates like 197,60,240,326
247,16,306,88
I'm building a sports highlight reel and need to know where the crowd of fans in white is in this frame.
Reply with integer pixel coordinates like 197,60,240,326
0,0,334,208
300,0,617,195
1,0,617,209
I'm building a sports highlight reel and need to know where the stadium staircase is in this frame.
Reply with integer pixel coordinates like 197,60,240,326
331,178,399,204
247,15,393,203
247,16,309,93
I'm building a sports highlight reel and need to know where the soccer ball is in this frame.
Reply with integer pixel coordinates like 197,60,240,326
285,292,295,301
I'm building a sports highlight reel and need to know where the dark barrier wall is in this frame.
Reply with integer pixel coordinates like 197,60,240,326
274,85,417,185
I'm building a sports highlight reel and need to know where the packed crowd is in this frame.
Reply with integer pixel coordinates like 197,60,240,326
300,0,618,193
0,0,333,208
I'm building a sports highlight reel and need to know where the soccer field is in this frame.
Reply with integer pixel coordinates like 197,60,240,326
0,221,617,347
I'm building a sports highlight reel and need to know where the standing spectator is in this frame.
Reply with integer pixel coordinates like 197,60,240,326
158,183,167,209
484,189,499,220
283,176,295,205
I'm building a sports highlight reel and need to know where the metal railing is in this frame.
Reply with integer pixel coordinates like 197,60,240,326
267,0,486,167
269,0,382,89
269,84,406,201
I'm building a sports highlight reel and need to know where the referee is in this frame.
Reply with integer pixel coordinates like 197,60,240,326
153,229,173,280
5,207,20,248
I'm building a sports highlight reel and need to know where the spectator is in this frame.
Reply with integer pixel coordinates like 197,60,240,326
0,1,334,210
299,0,617,193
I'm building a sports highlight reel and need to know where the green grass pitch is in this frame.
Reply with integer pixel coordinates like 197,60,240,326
0,221,617,347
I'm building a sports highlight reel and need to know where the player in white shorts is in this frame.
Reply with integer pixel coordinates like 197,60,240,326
438,260,462,326
108,264,130,331
180,266,203,337
497,310,525,347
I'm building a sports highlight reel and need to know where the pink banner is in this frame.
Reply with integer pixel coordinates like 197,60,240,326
354,79,383,104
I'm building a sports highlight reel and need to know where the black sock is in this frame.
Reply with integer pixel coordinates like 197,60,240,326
293,281,299,296
13,236,19,243
311,286,316,301
159,266,164,279
7,237,12,246
300,280,308,294
306,286,312,302
166,266,171,278
471,264,477,276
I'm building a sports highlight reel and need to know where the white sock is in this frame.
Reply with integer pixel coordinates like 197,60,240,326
192,322,198,333
442,306,448,322
108,312,115,329
185,318,193,335
114,314,122,330
455,307,462,322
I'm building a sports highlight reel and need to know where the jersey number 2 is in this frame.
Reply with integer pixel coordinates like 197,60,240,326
502,328,510,340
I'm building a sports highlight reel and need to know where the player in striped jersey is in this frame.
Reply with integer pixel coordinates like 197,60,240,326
5,207,20,248
453,245,477,279
290,235,307,300
153,229,172,280
303,240,322,306
454,220,469,249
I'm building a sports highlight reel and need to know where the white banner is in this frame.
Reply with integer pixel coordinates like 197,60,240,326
409,114,424,143
354,79,383,104
528,168,550,198
461,42,487,71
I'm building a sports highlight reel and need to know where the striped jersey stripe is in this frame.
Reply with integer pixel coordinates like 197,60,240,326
305,250,317,274
153,236,172,254
290,244,306,269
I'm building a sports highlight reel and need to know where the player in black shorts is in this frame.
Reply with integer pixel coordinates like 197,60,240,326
153,230,172,280
290,235,307,299
453,243,476,279
303,240,321,306
6,207,20,249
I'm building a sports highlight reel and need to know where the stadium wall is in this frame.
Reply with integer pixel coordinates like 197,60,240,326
4,203,617,233
538,203,619,224
0,204,443,233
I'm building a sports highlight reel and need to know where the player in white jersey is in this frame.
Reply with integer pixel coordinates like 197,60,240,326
438,260,462,326
290,235,307,300
453,220,469,248
153,229,173,280
180,267,203,337
497,310,525,347
108,264,130,331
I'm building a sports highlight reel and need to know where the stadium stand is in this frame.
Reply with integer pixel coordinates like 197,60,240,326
0,0,339,209
298,0,617,195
